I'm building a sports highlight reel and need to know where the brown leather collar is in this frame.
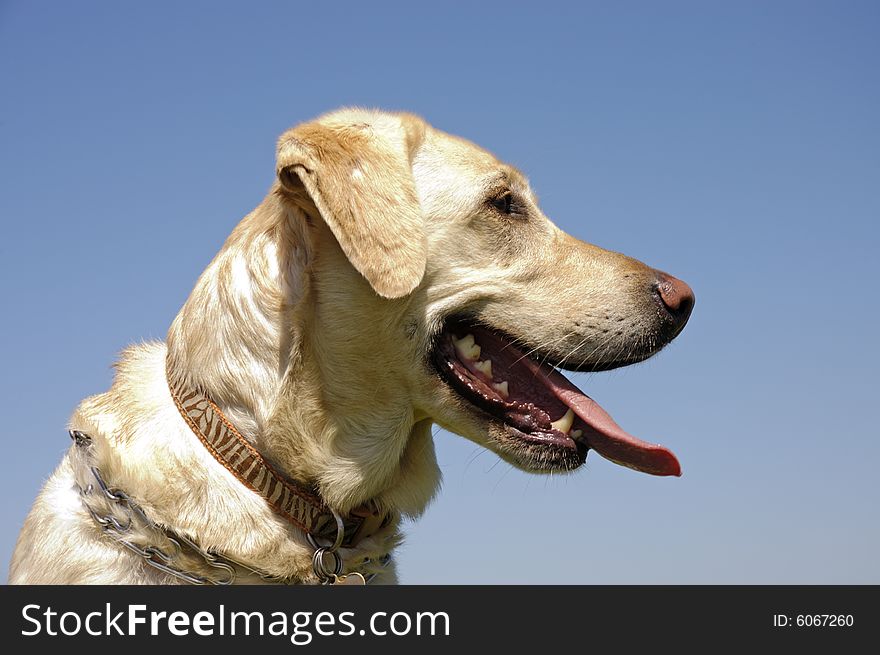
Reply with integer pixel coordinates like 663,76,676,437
166,369,390,547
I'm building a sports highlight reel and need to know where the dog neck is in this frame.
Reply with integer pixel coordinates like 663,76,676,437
165,192,303,443
165,190,440,518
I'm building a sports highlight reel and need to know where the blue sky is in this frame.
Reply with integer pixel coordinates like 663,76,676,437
1,1,878,583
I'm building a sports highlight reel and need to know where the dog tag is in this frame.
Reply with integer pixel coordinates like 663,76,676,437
331,572,366,585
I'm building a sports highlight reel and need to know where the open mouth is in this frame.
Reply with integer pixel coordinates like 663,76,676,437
431,319,681,476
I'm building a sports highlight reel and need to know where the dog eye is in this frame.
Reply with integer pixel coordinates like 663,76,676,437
490,192,513,214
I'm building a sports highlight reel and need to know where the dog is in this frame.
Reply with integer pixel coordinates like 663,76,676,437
9,108,694,584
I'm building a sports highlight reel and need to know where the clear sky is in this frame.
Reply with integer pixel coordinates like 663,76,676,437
1,1,878,583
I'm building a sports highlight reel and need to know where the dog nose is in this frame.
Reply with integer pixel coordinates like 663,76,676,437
654,271,695,334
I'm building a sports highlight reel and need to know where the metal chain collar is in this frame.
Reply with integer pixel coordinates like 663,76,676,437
70,430,390,585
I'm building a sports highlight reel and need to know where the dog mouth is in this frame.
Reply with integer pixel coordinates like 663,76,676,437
431,319,681,476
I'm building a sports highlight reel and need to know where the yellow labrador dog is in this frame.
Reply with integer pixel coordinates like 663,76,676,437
9,108,693,584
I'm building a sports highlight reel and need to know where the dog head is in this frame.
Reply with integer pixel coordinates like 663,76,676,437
274,109,694,485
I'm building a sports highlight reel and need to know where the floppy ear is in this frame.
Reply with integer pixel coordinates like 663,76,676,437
276,114,427,299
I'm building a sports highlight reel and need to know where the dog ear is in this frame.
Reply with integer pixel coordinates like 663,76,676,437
276,113,427,299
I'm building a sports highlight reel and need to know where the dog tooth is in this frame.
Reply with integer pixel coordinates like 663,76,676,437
453,334,481,360
493,381,509,398
551,408,574,434
571,429,583,439
453,333,474,349
473,359,492,377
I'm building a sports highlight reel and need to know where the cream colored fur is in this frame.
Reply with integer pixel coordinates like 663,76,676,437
9,108,668,584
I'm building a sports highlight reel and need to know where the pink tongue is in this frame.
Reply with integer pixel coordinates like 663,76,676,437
519,356,681,477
